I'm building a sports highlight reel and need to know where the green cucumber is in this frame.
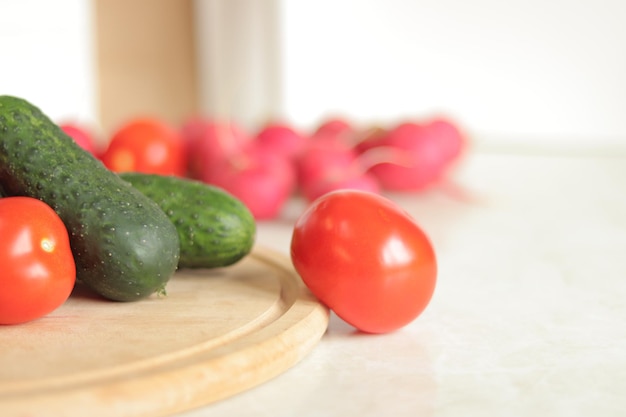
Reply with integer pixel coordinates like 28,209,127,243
0,95,180,301
119,172,256,268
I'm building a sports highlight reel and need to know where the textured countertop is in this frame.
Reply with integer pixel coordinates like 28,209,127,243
181,149,626,417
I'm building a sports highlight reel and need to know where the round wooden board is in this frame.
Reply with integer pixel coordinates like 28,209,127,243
0,246,329,417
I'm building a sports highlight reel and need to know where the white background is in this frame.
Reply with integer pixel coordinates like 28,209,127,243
0,0,96,126
279,0,626,149
1,0,625,151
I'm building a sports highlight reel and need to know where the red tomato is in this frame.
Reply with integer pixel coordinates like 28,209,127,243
101,118,186,176
0,197,76,325
290,190,437,333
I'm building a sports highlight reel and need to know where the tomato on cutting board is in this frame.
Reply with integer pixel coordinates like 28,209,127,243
101,117,186,176
290,190,437,334
0,197,76,325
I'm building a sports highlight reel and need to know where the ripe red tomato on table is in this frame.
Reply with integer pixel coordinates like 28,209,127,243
290,190,437,334
0,197,76,325
101,118,186,176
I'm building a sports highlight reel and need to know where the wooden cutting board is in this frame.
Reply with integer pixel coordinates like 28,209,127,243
0,246,329,417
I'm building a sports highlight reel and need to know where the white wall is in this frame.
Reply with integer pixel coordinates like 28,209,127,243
279,0,626,150
2,0,625,152
0,0,97,125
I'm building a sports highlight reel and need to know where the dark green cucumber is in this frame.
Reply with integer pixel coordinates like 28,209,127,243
118,172,256,268
0,96,180,301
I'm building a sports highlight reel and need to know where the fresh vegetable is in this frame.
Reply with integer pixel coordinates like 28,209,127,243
101,117,187,176
182,117,251,181
255,122,308,160
0,95,180,301
297,137,380,201
312,117,353,140
0,197,76,325
297,137,357,189
290,190,437,334
427,117,465,163
364,118,465,191
204,145,297,220
302,172,379,202
119,172,256,268
59,122,99,156
182,118,298,220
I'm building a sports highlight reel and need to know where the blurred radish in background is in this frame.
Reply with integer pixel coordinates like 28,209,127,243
59,122,99,156
93,112,467,220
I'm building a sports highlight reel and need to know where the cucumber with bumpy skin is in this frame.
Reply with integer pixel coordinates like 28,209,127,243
0,95,180,301
119,172,256,268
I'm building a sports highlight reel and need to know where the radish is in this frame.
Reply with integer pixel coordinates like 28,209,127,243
313,117,353,139
368,118,466,191
297,137,356,189
301,168,380,202
59,122,99,156
206,145,296,220
255,122,309,160
427,117,466,162
296,136,384,202
310,117,357,148
181,117,251,181
353,125,388,154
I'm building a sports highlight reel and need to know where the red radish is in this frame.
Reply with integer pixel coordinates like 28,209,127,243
297,136,384,201
310,117,357,149
181,117,251,180
206,145,296,220
353,125,388,154
368,118,465,191
297,137,357,190
313,117,353,139
59,122,98,156
255,122,309,160
301,168,380,202
427,117,466,162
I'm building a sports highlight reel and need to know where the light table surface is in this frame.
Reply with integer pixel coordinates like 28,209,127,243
181,149,626,417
